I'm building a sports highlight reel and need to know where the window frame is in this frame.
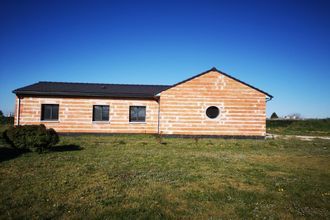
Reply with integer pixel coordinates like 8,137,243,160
129,106,146,123
92,105,110,122
41,104,59,121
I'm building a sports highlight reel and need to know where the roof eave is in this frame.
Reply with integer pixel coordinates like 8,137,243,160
13,91,158,100
214,67,273,99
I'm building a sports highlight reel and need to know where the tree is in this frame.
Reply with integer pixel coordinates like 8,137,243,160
270,112,279,119
0,110,4,124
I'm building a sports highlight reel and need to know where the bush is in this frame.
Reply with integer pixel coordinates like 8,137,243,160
3,124,59,153
47,128,59,147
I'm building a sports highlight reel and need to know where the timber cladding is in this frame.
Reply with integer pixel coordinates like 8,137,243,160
15,97,159,134
13,68,272,137
159,70,266,136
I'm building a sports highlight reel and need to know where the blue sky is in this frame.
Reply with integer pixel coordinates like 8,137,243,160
1,0,329,118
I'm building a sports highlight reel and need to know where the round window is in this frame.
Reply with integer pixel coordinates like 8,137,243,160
206,106,219,119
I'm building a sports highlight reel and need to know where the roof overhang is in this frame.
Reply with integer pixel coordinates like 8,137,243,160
14,90,158,100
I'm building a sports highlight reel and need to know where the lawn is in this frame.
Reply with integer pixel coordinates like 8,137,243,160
0,134,329,219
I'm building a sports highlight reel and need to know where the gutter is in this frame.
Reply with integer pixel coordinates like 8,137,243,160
266,96,273,102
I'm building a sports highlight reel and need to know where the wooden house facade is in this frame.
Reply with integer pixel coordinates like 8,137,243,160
13,68,273,138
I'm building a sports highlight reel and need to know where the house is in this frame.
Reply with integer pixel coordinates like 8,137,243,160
13,67,273,138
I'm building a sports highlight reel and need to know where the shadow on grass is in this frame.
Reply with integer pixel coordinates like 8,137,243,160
50,144,83,152
0,148,29,163
0,144,82,162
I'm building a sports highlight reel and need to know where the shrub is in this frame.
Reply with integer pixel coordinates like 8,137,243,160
47,128,59,147
3,124,59,153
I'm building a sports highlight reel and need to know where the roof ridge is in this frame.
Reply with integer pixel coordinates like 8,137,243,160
38,81,171,87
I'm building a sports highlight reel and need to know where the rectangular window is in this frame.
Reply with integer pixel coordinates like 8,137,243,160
129,106,146,122
41,104,59,121
93,105,109,121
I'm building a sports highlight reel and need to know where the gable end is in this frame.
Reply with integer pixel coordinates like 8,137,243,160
166,67,273,99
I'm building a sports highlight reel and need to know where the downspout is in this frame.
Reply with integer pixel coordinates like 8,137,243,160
17,96,21,126
265,95,273,136
156,95,161,134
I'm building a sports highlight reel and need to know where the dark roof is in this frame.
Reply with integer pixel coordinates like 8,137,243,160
13,67,273,99
13,81,171,99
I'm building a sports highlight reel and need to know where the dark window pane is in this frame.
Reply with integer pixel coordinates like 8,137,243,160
129,106,146,122
93,105,109,121
137,107,145,121
43,105,51,120
93,106,101,121
129,107,137,122
41,104,59,121
102,106,109,121
206,106,219,119
52,105,59,120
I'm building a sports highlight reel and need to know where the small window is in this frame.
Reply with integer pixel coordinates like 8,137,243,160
129,106,146,122
93,105,109,121
41,104,59,121
206,106,219,119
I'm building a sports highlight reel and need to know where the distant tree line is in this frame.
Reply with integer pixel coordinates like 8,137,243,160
270,112,303,120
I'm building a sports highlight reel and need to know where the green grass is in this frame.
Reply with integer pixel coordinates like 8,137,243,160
267,119,330,136
0,134,329,219
0,124,10,134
